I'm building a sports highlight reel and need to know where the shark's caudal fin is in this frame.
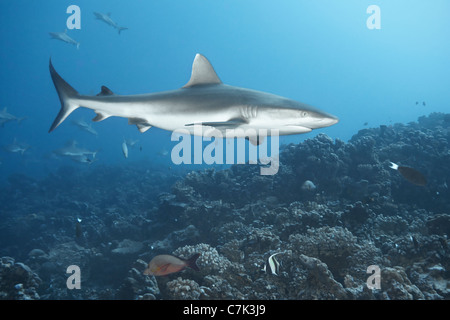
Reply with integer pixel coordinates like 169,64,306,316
49,59,80,132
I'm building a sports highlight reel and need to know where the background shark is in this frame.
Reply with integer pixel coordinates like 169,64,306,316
93,12,128,34
71,119,98,136
49,30,80,49
48,54,338,145
53,141,97,160
3,138,30,155
0,107,25,127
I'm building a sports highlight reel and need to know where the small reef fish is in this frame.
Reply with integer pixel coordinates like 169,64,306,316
49,30,80,49
410,235,419,250
157,149,169,157
122,140,128,158
125,139,139,148
143,253,200,276
72,119,98,136
93,12,128,34
75,218,82,238
389,162,427,186
301,180,316,191
262,252,282,275
0,107,25,127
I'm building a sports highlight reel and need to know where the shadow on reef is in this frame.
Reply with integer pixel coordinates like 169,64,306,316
0,112,449,299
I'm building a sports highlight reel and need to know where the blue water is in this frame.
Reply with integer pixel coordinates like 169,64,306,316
1,0,449,180
1,0,450,302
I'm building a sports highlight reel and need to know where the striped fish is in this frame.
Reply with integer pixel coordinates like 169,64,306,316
262,253,282,275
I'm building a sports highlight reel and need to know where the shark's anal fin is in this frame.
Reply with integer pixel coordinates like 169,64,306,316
128,118,152,133
97,86,115,96
182,54,222,88
92,112,110,122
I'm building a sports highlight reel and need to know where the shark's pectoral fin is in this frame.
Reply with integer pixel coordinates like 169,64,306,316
128,117,146,125
246,136,265,146
185,118,247,129
97,86,115,96
92,112,111,122
182,54,222,88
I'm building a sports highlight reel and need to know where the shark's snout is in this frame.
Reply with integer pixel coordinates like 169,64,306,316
307,113,339,129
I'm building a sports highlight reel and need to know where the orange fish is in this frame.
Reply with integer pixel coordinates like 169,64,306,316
143,253,200,276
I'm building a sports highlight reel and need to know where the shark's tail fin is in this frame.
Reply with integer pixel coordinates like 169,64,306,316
118,27,128,35
49,59,80,132
17,117,27,125
21,145,31,156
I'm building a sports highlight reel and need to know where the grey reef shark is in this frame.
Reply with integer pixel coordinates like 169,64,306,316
48,54,338,146
0,107,25,127
93,12,128,34
49,30,80,49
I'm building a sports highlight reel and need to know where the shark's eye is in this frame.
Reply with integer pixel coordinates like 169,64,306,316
301,111,308,117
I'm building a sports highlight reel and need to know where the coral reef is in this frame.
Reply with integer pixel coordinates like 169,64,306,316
0,257,41,299
0,113,449,299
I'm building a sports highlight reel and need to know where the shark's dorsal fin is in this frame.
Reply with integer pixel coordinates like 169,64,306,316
97,86,115,96
65,140,78,147
183,54,222,88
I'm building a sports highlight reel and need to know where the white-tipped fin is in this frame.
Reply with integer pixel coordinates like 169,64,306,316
136,123,151,133
389,162,399,170
183,54,222,88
